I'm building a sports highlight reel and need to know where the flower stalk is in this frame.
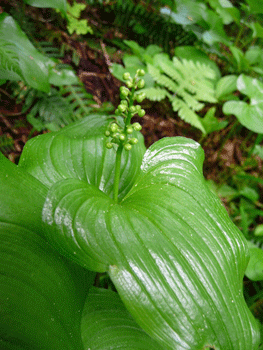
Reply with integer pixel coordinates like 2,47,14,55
105,69,146,203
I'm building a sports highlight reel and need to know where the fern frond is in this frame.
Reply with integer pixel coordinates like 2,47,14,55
140,87,169,101
0,42,22,81
86,0,196,52
60,84,95,118
148,63,177,92
11,79,100,131
145,53,219,133
37,42,63,59
0,135,15,154
171,58,217,103
178,90,204,111
171,97,206,133
27,88,76,131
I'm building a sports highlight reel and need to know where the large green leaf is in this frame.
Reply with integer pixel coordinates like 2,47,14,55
21,116,260,349
0,151,47,233
0,13,50,92
18,114,146,200
223,74,263,133
0,152,95,350
81,287,166,350
23,0,66,13
0,224,94,350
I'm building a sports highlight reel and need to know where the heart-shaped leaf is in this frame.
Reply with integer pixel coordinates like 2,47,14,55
81,287,166,350
223,74,263,133
26,116,259,350
18,114,145,201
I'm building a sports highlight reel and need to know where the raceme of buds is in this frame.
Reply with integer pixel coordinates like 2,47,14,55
105,70,146,151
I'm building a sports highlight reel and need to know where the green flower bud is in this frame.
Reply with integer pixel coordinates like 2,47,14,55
137,69,145,76
120,100,128,106
137,79,145,89
123,72,131,80
124,143,132,151
106,142,113,149
118,104,127,113
136,92,146,103
129,137,138,145
119,134,126,141
120,86,129,97
115,109,120,115
133,122,142,131
110,123,118,133
127,126,133,134
126,80,133,88
129,106,136,113
138,109,145,118
105,130,110,137
135,105,141,112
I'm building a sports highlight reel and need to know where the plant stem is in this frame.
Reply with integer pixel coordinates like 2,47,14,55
234,23,245,48
113,144,123,203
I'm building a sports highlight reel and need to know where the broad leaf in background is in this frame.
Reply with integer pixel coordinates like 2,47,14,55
0,13,50,92
0,152,95,350
0,13,78,91
245,0,263,14
201,107,228,134
23,0,66,14
160,0,231,46
245,241,263,281
82,287,166,350
216,75,238,100
17,115,260,349
223,74,263,133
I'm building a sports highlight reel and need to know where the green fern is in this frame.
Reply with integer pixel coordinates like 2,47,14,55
142,54,218,133
0,42,22,81
26,84,96,131
37,42,63,59
0,135,15,154
86,0,196,52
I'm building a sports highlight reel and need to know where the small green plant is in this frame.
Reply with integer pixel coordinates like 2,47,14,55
0,71,261,349
65,2,93,35
222,74,263,133
0,12,78,92
12,82,103,132
0,134,15,154
142,53,218,134
112,41,224,135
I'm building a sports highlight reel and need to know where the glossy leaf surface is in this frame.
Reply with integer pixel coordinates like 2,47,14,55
23,0,66,13
0,152,95,350
19,114,146,200
81,287,166,350
20,116,260,350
